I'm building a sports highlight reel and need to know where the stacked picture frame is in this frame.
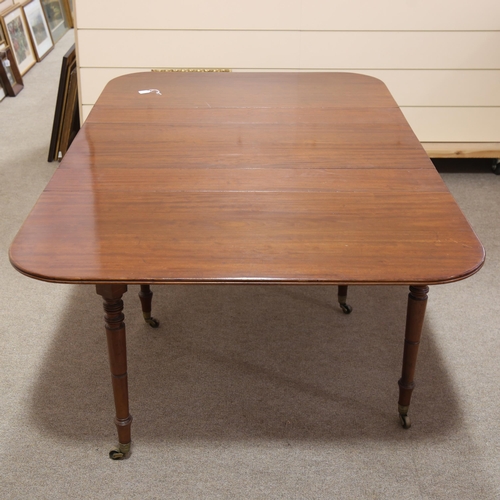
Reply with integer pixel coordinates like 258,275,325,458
48,43,79,161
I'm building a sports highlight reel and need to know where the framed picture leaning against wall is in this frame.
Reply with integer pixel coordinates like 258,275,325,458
23,0,53,60
48,44,79,161
1,5,36,75
40,0,69,43
61,0,72,28
0,45,24,96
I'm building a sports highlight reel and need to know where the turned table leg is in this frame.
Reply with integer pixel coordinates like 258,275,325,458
138,285,160,328
96,284,132,459
398,284,429,428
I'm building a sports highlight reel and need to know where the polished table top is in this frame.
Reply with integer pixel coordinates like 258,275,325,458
10,72,484,285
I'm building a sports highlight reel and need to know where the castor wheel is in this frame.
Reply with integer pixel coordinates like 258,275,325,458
399,413,411,429
340,303,353,314
109,449,126,460
145,317,160,328
109,443,131,460
492,159,500,175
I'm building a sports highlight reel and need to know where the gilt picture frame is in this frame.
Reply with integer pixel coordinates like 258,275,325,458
23,0,53,61
40,0,69,43
1,5,36,75
61,0,72,28
0,21,6,50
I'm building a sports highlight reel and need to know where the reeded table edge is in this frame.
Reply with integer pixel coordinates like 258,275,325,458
9,250,485,287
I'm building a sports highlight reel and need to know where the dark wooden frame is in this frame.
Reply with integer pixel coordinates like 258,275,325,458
58,63,79,157
0,45,23,96
48,43,79,161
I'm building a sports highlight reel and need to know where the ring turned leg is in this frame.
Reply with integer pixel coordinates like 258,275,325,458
337,285,352,314
139,285,160,328
398,284,429,428
96,284,132,459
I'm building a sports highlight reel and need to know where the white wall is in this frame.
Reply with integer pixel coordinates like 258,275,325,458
74,0,500,155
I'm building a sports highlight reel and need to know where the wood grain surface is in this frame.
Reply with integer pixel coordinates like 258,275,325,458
10,72,485,285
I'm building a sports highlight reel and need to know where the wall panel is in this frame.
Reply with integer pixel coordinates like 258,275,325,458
74,0,500,152
76,0,500,30
77,30,500,70
80,68,500,108
401,108,500,142
299,31,499,69
77,30,301,69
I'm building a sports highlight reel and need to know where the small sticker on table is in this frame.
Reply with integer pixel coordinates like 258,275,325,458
138,89,162,95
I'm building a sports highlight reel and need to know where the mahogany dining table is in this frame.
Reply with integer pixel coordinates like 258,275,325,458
9,72,485,459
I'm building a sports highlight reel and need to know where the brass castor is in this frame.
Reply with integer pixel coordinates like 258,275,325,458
109,449,125,460
399,413,411,429
340,303,353,314
491,159,500,175
109,443,131,460
145,317,160,328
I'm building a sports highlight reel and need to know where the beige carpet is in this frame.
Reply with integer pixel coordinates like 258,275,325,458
1,31,499,499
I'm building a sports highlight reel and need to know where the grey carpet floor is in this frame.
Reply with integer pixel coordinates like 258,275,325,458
1,31,499,499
